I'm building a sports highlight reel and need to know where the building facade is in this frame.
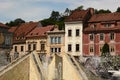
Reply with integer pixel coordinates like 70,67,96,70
0,23,12,49
26,25,54,58
10,22,42,58
47,25,65,56
83,12,120,56
65,8,94,56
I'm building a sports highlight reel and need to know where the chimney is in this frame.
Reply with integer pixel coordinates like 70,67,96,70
54,25,59,31
88,8,94,15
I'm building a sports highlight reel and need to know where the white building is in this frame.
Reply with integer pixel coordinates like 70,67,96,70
65,8,94,56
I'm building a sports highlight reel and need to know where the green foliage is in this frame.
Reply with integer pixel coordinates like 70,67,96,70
6,18,25,27
116,7,120,12
101,43,110,57
95,9,111,14
75,5,84,10
64,8,71,16
50,11,60,21
40,10,66,30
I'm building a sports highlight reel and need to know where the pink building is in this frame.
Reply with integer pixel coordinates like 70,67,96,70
83,12,120,56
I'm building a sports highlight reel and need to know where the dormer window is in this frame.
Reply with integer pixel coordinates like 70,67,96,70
16,37,20,40
31,33,33,35
91,24,96,28
104,24,111,27
36,33,38,35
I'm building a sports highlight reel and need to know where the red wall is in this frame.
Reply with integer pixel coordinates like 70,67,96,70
83,32,120,56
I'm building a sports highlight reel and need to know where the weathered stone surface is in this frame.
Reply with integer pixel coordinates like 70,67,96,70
0,57,29,80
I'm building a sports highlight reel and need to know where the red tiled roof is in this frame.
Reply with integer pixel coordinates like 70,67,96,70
65,9,89,22
26,25,54,38
84,25,120,33
89,12,120,22
13,22,41,44
8,26,17,33
0,22,9,28
14,22,40,37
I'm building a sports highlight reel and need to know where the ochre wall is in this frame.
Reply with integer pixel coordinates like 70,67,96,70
0,57,29,80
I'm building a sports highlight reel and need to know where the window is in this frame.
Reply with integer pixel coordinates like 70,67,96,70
50,37,54,44
76,29,79,36
91,24,96,28
110,46,115,52
51,48,54,53
68,44,72,51
55,48,57,52
58,37,61,43
50,37,61,44
50,48,61,53
90,34,94,41
76,44,79,52
28,44,31,51
99,46,103,52
15,46,17,52
110,33,114,40
21,46,24,51
90,46,94,52
58,48,61,52
68,30,72,36
41,44,45,51
33,44,36,50
100,33,104,41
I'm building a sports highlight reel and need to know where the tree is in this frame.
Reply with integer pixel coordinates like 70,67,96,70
6,18,25,27
64,8,71,16
95,9,111,14
116,7,120,12
75,5,84,10
50,11,60,21
101,43,110,57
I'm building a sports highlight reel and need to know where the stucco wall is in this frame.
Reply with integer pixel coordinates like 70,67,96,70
0,56,29,80
65,22,83,56
63,54,82,80
29,54,41,80
48,56,55,80
0,53,43,80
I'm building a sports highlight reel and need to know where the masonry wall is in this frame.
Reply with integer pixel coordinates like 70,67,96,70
83,32,120,56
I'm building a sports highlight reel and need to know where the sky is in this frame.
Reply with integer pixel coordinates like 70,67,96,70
0,0,120,23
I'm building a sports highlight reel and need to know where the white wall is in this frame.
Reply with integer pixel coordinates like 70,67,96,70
65,21,83,56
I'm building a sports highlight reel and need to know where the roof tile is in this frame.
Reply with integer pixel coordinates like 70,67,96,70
0,22,9,28
89,12,120,22
26,25,54,38
65,9,89,22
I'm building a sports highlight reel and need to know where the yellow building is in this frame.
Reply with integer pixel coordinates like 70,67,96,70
26,25,54,59
10,22,42,59
47,25,65,56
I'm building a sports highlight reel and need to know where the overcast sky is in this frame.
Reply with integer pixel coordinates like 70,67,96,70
0,0,120,23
